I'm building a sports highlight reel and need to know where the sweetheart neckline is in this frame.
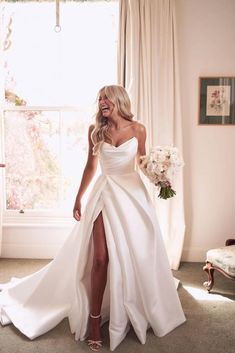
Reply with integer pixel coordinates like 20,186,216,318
103,136,137,149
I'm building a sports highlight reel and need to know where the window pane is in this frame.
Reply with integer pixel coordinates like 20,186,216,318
4,110,59,209
3,1,118,106
4,109,91,210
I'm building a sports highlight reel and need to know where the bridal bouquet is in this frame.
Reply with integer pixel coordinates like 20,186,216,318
139,146,184,200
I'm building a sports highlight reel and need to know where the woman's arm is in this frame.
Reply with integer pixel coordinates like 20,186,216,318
73,125,98,221
136,123,147,165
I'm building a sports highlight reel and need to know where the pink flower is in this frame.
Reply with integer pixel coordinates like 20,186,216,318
211,90,220,98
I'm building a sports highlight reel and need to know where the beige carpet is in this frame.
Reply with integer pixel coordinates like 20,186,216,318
0,259,234,353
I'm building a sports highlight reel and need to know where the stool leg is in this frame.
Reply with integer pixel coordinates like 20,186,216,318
203,262,214,292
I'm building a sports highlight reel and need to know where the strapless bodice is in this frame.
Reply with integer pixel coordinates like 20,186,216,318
99,137,138,175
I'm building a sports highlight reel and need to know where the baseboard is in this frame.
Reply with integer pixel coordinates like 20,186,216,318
181,246,207,262
2,244,208,263
1,224,209,262
1,243,59,259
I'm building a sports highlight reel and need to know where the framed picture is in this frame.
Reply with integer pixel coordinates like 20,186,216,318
199,77,235,125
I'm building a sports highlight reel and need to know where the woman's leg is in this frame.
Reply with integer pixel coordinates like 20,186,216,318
89,212,109,342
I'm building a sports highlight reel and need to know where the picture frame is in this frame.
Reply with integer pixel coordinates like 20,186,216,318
199,77,235,125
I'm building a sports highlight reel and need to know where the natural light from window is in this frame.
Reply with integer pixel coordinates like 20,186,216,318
1,0,119,214
3,1,118,106
184,285,233,302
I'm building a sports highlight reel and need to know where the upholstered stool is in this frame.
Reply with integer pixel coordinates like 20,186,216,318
203,239,235,292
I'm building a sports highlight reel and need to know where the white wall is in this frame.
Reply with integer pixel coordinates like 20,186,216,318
176,0,235,261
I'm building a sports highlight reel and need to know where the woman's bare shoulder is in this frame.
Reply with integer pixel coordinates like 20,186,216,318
132,121,146,133
132,120,145,131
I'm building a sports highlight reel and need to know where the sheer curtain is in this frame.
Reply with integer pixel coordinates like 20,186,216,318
118,0,185,269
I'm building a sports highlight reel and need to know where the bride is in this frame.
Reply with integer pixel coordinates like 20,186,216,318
0,85,186,352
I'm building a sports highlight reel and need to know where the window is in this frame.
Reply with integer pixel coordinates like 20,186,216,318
1,0,119,219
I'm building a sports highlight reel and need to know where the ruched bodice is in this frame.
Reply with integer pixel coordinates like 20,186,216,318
100,137,137,175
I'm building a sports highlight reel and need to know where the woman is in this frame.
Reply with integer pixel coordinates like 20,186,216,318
73,85,148,351
0,85,185,352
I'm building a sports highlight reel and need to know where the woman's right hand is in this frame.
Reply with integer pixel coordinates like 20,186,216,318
73,198,82,221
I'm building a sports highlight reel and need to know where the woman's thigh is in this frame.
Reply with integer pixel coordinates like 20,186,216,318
92,212,109,262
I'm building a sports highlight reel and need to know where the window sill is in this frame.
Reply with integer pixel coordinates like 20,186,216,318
3,213,75,228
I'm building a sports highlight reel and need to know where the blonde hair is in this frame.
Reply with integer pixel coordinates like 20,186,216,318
91,85,134,155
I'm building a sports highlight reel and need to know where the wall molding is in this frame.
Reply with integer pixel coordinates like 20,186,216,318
1,224,209,263
1,224,74,259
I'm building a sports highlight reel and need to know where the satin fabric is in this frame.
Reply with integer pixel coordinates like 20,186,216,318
0,137,185,350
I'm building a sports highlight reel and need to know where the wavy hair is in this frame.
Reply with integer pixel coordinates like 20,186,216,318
91,85,134,155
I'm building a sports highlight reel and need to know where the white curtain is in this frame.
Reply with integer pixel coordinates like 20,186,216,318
118,0,185,270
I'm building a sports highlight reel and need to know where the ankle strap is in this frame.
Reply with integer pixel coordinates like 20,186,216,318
90,313,101,319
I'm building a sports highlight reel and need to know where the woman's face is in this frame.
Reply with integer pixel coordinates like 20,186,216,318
98,89,116,118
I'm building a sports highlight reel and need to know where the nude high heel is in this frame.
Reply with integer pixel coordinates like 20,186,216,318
87,314,102,352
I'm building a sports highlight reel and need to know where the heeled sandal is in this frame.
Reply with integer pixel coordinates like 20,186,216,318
87,314,103,352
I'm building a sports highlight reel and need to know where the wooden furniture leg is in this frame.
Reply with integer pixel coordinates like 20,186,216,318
203,261,215,292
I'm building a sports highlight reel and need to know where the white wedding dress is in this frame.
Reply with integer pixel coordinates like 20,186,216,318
0,136,186,351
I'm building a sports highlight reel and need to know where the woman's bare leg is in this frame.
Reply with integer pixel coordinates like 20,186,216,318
89,212,109,342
